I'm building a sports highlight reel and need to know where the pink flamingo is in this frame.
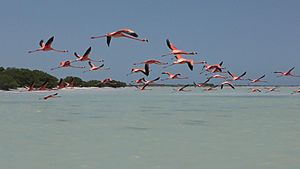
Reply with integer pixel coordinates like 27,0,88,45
28,36,68,53
161,71,188,81
133,59,167,65
65,78,75,88
291,89,300,94
91,28,148,47
51,60,85,70
247,74,267,84
40,93,60,100
162,39,197,57
74,47,103,62
55,78,66,90
264,87,278,92
193,79,211,87
200,61,225,74
203,87,217,91
219,81,235,89
274,67,300,77
131,78,146,84
249,88,262,93
135,77,160,90
174,84,192,92
207,74,227,80
38,80,50,91
25,81,35,91
83,61,110,73
227,71,247,81
100,78,113,84
127,64,150,76
163,54,205,71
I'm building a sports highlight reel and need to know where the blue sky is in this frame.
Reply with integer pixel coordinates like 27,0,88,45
1,0,300,85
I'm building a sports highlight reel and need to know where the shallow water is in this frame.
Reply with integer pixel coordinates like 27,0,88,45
0,87,300,169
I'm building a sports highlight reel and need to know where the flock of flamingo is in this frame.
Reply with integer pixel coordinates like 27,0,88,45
25,28,300,100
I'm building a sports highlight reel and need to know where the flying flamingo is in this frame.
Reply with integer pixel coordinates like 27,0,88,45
264,87,278,92
163,54,205,71
247,74,267,84
200,61,225,74
227,71,247,81
193,79,211,87
161,72,188,81
203,87,217,91
51,60,85,70
25,81,35,91
207,74,227,80
219,81,235,89
133,59,167,65
40,93,60,100
174,84,192,92
28,36,68,53
127,64,150,76
91,28,148,47
249,88,262,93
74,47,103,62
65,78,75,88
135,77,160,90
274,67,300,77
100,78,113,84
162,39,197,57
131,78,146,84
38,80,49,91
83,61,110,73
54,78,66,90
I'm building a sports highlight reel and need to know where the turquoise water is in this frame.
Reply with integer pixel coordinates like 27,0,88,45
0,87,300,169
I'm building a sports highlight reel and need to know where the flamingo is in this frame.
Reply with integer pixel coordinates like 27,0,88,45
100,78,113,84
207,74,227,80
219,81,235,89
274,67,300,77
133,59,167,65
65,78,75,88
227,71,247,81
162,39,197,57
264,87,278,92
83,61,110,73
174,84,192,92
127,64,150,76
163,54,205,71
91,28,148,47
40,93,60,100
249,88,262,93
25,81,35,91
193,79,211,87
161,72,188,81
28,36,68,53
38,80,49,91
135,77,160,90
131,78,146,84
203,87,217,91
200,61,225,74
51,60,85,70
74,47,103,62
247,74,267,84
55,78,66,90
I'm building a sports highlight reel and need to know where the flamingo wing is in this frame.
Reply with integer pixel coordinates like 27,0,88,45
106,36,112,47
180,84,190,91
141,83,150,90
228,83,235,89
287,67,295,74
166,39,178,50
227,71,234,78
74,52,80,58
83,47,92,57
187,62,193,71
258,74,266,80
45,36,54,46
175,54,183,59
144,64,150,76
39,40,44,47
239,72,247,78
88,61,94,68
